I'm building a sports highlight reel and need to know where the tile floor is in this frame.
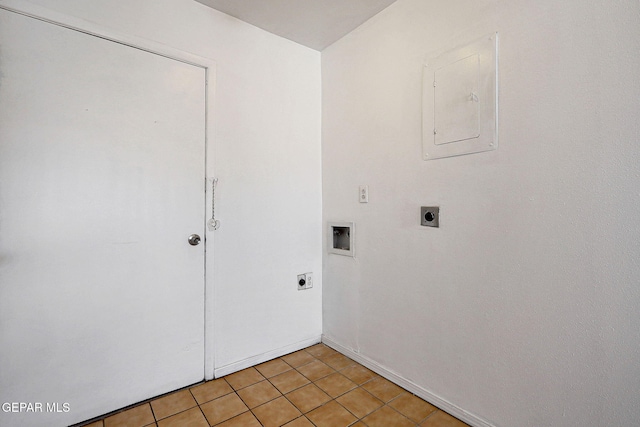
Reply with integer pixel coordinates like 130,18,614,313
81,344,470,427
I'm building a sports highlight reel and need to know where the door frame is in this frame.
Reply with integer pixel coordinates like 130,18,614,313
0,0,217,381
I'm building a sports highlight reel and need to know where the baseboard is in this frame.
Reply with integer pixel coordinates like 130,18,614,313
213,335,322,378
322,335,495,427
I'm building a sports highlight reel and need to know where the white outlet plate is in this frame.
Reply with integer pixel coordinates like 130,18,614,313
359,185,369,203
297,273,313,290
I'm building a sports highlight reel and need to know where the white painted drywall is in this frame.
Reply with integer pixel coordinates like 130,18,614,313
12,0,322,386
322,0,640,426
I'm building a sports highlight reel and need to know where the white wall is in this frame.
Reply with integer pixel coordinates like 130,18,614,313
322,0,640,426
21,0,323,376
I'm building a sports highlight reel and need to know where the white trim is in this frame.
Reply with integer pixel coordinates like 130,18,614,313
203,63,217,383
322,335,496,427
0,0,216,69
214,336,322,378
0,0,218,382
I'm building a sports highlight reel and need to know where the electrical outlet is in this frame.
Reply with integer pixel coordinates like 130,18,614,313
297,274,307,290
421,206,440,227
359,185,369,203
297,273,313,290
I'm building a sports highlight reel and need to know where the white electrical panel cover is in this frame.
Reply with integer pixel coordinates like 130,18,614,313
423,33,498,160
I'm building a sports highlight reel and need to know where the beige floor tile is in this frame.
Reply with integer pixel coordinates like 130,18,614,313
361,376,404,402
236,380,281,408
224,368,265,391
421,410,470,427
255,358,292,378
150,389,197,420
269,369,311,394
296,359,336,382
314,372,357,398
252,396,302,427
215,411,263,427
321,353,355,371
305,344,337,359
76,345,466,427
156,407,208,427
200,393,248,426
339,364,377,385
306,401,357,427
361,405,415,427
335,387,383,419
286,383,332,413
190,379,234,404
282,416,315,427
389,392,437,423
281,350,316,368
104,403,155,427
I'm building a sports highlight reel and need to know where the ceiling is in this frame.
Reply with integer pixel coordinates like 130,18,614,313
194,0,398,51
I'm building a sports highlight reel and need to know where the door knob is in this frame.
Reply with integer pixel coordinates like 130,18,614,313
188,234,201,246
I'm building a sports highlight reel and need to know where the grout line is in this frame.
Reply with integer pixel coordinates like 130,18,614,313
196,403,209,427
148,401,157,422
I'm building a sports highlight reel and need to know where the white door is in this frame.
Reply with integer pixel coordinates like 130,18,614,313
0,9,206,427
